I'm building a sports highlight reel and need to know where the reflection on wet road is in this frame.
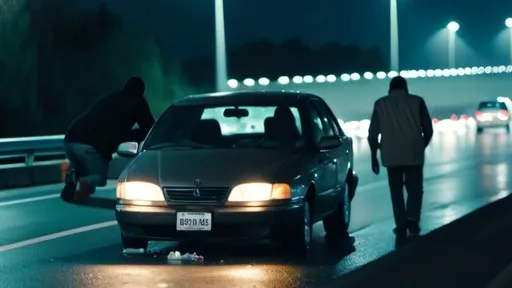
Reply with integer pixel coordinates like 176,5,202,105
0,127,511,287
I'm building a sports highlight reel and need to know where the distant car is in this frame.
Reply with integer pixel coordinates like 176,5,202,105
475,100,511,133
114,91,359,254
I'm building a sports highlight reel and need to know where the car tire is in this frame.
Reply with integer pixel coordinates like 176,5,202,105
286,201,312,256
121,233,148,251
477,127,484,134
506,125,510,133
322,182,351,236
348,172,358,201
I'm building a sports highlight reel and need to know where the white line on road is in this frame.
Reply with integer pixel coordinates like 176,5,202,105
0,221,118,253
0,194,60,207
358,180,387,192
0,182,118,207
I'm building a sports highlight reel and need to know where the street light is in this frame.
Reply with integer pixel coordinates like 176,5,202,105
447,21,459,32
446,21,459,68
506,18,512,28
214,0,227,91
389,0,399,71
507,18,512,64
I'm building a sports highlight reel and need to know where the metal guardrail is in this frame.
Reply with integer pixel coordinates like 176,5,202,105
0,135,66,166
0,135,129,189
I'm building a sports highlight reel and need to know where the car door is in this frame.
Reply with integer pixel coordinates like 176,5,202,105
309,100,340,215
313,99,352,193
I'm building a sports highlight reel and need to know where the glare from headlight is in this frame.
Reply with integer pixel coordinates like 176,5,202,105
116,181,166,201
227,183,291,202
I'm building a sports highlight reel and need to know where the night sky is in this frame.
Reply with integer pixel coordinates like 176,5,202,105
87,0,511,70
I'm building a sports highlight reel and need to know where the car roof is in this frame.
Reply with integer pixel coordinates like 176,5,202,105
172,90,322,106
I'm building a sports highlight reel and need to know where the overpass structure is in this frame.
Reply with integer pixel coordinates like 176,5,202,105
0,66,510,187
224,65,512,120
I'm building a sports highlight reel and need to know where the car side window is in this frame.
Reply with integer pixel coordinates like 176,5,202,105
312,100,345,137
311,101,337,137
310,104,332,145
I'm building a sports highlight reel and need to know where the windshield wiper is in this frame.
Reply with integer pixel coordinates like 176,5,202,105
147,142,205,150
239,138,304,151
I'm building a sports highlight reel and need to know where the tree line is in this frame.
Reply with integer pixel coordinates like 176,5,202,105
184,39,386,88
0,1,385,138
0,1,190,138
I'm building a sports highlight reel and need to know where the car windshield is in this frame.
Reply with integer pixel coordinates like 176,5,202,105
478,101,508,110
144,104,304,150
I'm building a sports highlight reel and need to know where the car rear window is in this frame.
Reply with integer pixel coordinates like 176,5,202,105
478,101,508,110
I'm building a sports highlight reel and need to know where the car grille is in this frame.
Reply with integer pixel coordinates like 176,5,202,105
163,187,230,204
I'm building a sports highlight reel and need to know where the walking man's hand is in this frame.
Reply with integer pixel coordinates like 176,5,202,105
371,155,380,175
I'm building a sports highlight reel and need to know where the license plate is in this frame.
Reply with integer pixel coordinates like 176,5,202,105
176,212,212,231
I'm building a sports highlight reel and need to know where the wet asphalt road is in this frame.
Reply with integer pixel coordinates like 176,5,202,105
0,126,511,288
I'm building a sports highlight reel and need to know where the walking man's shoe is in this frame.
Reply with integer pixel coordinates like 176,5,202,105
407,219,421,236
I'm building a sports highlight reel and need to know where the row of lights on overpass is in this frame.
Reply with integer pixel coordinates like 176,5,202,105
226,65,512,88
224,18,512,89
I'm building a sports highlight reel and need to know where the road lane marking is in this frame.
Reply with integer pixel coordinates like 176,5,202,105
0,183,118,207
0,221,118,253
0,194,60,207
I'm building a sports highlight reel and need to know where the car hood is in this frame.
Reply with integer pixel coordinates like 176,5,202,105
125,149,301,187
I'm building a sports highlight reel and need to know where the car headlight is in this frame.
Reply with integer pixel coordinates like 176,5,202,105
116,181,166,201
227,183,291,202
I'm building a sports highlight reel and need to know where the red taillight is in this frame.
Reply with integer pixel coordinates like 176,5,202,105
432,118,439,124
460,114,468,120
450,114,458,121
499,110,509,117
475,111,482,118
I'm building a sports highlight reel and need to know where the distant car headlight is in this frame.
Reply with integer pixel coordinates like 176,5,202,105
227,183,291,202
116,181,166,201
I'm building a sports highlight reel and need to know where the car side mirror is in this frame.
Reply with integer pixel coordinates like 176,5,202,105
318,136,342,150
117,142,139,157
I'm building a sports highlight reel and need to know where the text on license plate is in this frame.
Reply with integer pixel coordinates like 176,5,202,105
176,212,212,231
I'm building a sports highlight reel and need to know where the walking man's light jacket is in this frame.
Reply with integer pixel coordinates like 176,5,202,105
368,90,434,167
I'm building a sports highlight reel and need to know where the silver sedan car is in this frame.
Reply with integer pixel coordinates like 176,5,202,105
114,91,359,254
475,100,511,133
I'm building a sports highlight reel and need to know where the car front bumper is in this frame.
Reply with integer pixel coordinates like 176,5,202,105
115,201,303,242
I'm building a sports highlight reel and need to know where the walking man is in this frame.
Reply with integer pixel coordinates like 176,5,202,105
367,76,434,237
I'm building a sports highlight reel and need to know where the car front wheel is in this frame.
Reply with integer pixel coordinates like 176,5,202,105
322,182,351,237
286,201,312,256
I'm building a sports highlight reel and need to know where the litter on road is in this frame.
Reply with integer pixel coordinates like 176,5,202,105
167,251,204,263
123,248,145,254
